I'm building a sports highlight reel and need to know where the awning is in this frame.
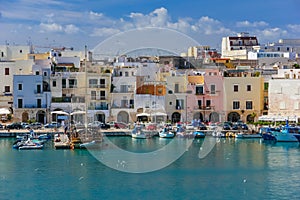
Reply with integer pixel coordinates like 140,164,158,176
258,115,297,122
0,108,10,115
70,111,86,115
51,110,70,115
136,113,150,117
151,112,167,116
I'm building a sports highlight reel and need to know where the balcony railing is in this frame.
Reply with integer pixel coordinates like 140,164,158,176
89,84,107,89
88,106,108,110
194,106,214,110
111,105,134,109
23,105,47,109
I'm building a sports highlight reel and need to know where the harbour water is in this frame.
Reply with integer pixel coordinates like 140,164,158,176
1,136,300,200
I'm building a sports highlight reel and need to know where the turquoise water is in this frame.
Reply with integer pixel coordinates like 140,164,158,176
1,137,300,200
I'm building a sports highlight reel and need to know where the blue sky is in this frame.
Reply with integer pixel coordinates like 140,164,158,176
0,0,299,51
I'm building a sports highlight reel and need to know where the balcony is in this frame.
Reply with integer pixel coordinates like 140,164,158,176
52,97,72,103
194,106,214,111
111,105,134,109
23,105,47,109
89,84,107,89
90,97,107,101
88,106,108,110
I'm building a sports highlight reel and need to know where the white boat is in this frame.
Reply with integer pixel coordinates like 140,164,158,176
54,134,73,149
235,132,262,139
13,138,43,150
159,127,175,138
131,125,152,139
80,140,102,149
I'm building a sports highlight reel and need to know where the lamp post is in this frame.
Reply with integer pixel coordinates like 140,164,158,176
203,96,205,122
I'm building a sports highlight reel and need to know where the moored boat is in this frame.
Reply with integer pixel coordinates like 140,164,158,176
54,133,73,149
131,125,153,139
193,131,206,138
262,125,299,142
159,127,175,138
235,132,262,139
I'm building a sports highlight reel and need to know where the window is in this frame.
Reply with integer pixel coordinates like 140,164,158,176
36,85,41,93
52,80,57,87
210,85,216,94
264,83,268,91
125,72,129,77
246,101,253,109
120,85,128,93
18,99,23,108
121,99,128,108
89,79,97,88
233,85,239,92
247,85,251,92
198,100,202,108
43,72,47,76
35,71,39,75
69,79,77,88
91,91,96,100
119,72,122,76
169,102,172,105
233,101,240,109
206,100,211,107
19,49,23,53
196,85,204,95
100,79,105,88
100,91,105,100
62,79,66,88
176,99,184,109
37,99,42,108
175,83,179,93
4,86,10,92
5,68,9,75
18,84,23,90
279,102,286,109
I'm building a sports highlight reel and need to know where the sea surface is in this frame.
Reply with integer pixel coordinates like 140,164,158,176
1,136,300,200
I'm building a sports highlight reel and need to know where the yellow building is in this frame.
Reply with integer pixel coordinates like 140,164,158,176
223,70,264,122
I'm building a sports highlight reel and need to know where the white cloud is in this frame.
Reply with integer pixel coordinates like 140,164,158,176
129,7,169,28
236,20,269,27
194,16,231,35
90,27,121,37
40,22,63,32
65,24,79,34
89,11,104,20
287,24,300,32
40,23,79,34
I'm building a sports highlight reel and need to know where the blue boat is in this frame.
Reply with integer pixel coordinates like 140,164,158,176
193,131,205,138
262,125,300,142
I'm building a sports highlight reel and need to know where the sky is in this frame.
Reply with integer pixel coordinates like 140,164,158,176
0,0,299,53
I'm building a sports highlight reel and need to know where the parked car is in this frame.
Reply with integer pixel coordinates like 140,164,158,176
222,123,231,130
0,123,4,129
7,122,23,129
198,123,207,130
44,122,61,128
99,122,110,129
25,122,43,129
88,121,110,129
114,122,128,129
21,122,29,129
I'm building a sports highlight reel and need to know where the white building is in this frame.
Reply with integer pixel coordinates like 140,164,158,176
221,32,259,60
